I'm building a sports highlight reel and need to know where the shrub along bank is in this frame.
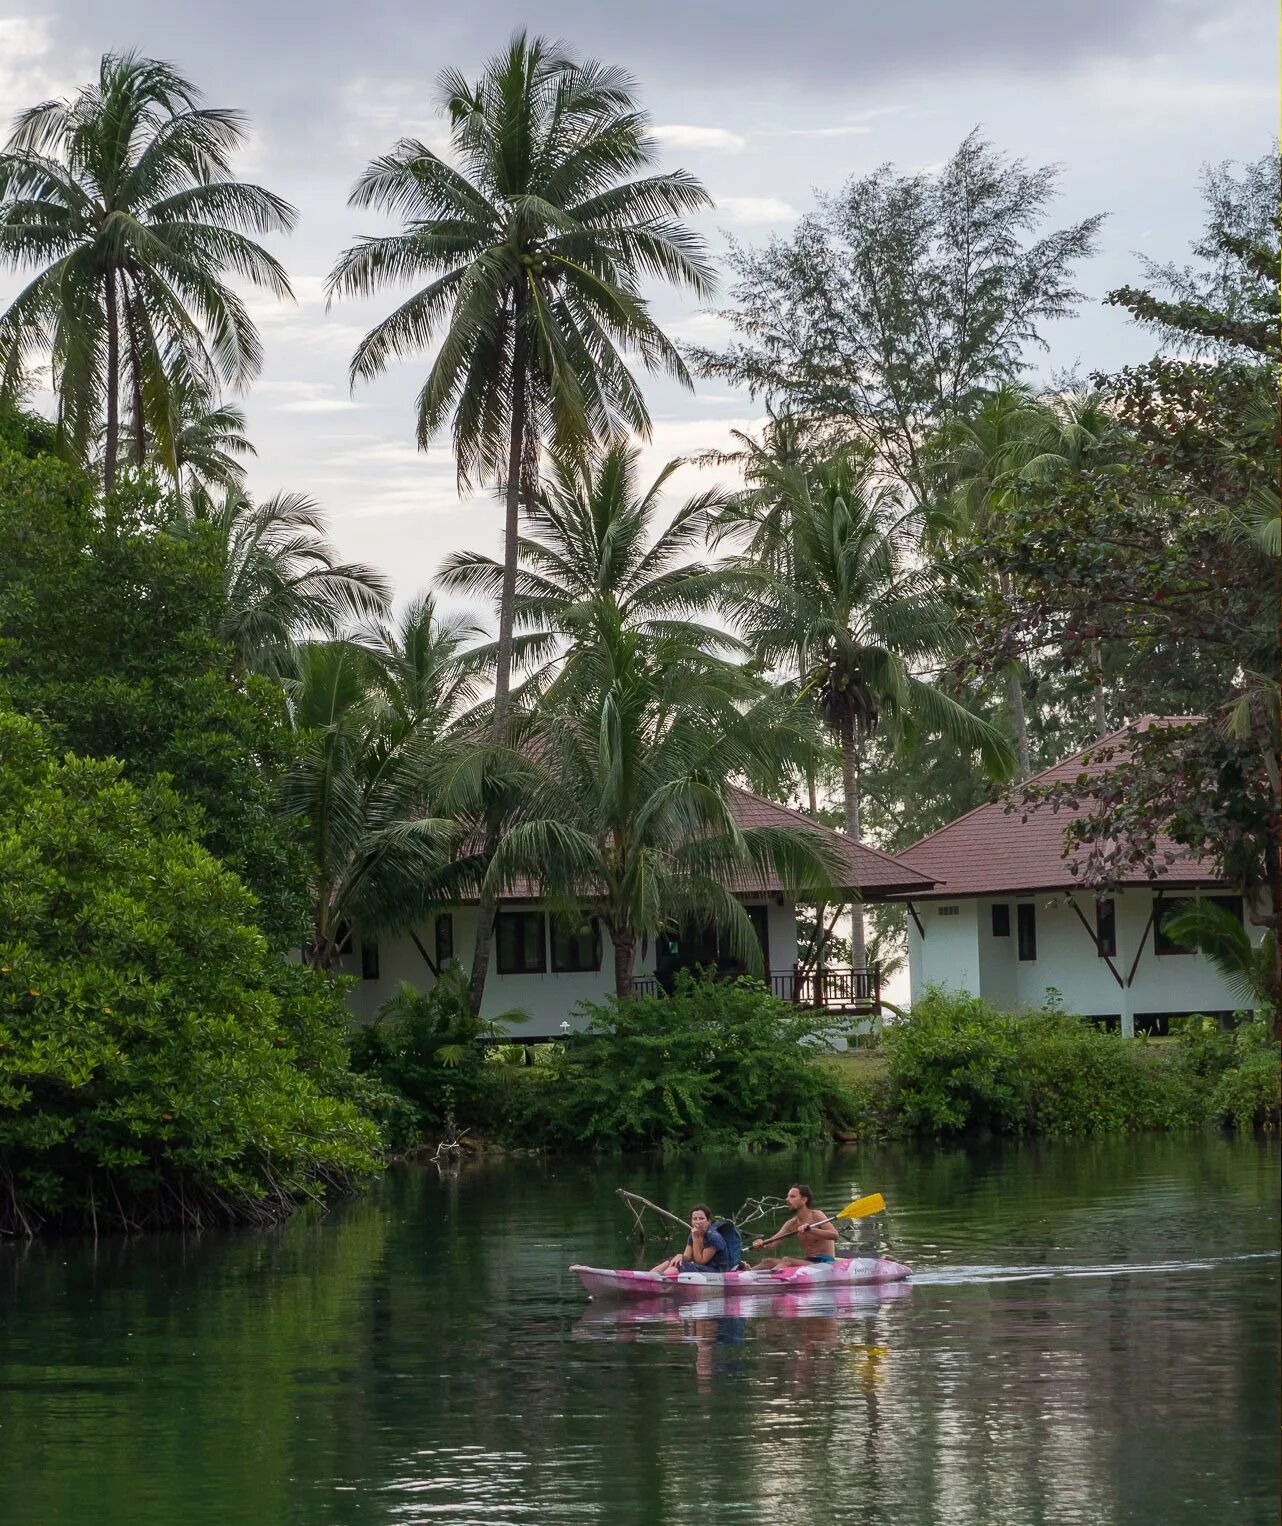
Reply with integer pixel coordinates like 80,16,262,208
356,977,1279,1153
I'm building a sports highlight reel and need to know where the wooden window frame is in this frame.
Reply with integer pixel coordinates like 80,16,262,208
1154,894,1243,957
551,914,603,974
495,910,547,975
1017,903,1037,962
1095,898,1117,959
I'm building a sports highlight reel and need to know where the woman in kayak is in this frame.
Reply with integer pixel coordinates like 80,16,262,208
650,1204,734,1275
749,1183,840,1269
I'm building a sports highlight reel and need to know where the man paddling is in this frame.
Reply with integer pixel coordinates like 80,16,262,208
650,1203,733,1276
749,1183,840,1269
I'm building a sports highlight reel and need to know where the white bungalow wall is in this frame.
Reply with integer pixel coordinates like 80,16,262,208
905,889,1261,1034
342,899,799,1038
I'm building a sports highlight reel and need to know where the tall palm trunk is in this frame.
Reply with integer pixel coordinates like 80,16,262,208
838,710,867,968
1009,664,1030,778
1091,639,1107,739
469,331,528,1017
612,927,637,1000
103,271,120,493
999,572,1030,778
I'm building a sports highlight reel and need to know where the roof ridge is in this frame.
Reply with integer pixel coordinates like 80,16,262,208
727,782,934,873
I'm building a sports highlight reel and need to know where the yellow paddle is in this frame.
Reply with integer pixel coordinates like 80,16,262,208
752,1192,886,1249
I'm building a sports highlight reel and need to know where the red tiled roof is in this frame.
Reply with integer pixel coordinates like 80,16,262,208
886,718,1225,900
722,786,936,897
475,785,935,903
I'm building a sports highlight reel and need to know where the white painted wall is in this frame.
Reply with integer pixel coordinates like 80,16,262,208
905,888,1262,1033
342,899,798,1037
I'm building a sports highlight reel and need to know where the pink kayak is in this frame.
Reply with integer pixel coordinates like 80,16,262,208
571,1255,911,1299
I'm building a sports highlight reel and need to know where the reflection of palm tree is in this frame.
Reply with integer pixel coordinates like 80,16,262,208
0,52,294,489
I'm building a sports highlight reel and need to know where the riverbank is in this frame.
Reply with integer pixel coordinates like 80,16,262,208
388,985,1279,1157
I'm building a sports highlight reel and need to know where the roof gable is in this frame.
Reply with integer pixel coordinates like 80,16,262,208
889,718,1223,898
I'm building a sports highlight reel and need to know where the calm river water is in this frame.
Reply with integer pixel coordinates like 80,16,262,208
0,1135,1277,1525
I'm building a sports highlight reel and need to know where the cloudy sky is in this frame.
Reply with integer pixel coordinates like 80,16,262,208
0,0,1273,607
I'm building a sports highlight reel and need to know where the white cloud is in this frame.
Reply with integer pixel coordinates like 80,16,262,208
775,124,873,139
716,195,799,225
277,397,363,414
651,124,746,152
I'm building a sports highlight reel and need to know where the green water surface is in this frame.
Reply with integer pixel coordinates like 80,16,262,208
1,1134,1277,1525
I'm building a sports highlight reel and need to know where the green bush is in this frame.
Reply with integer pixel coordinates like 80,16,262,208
349,965,528,1150
1205,1018,1280,1130
881,988,1245,1138
0,711,380,1234
881,990,1027,1135
499,972,860,1151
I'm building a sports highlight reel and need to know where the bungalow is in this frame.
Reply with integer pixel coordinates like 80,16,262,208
340,785,936,1037
884,723,1265,1034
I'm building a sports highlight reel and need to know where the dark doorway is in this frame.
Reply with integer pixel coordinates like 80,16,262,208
654,907,770,992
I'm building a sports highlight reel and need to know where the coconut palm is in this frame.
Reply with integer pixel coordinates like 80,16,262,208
739,451,1013,963
931,385,1124,765
1161,900,1275,1009
183,488,391,676
0,52,295,490
483,620,841,999
437,443,734,696
327,31,714,736
281,601,484,970
122,359,254,497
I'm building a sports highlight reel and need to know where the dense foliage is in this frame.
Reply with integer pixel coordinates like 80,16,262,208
350,966,527,1152
0,711,380,1234
500,973,860,1150
877,990,1278,1138
0,425,311,946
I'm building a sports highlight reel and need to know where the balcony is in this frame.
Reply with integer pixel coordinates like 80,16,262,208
633,964,881,1016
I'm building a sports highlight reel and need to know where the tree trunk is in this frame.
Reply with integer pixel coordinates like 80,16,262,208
468,333,528,1017
838,711,866,969
1009,664,1030,779
103,272,120,493
1091,639,1107,739
613,928,637,1000
806,764,818,817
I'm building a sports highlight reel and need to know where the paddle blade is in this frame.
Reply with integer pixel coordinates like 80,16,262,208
836,1192,886,1220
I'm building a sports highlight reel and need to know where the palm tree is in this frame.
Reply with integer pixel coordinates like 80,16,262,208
740,451,1013,963
931,385,1124,766
281,600,484,970
327,32,715,736
183,488,391,677
437,443,733,695
486,621,841,998
0,52,295,490
120,358,254,498
1162,899,1275,1009
437,443,741,1011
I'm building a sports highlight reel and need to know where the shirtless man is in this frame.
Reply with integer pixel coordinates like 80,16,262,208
651,1204,733,1275
749,1183,840,1269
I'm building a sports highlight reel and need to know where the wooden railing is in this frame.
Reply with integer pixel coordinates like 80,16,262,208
632,965,880,1014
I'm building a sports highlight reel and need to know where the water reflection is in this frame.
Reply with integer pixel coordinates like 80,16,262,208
0,1136,1276,1526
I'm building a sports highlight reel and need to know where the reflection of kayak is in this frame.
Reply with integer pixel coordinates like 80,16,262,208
574,1278,912,1330
571,1255,911,1299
